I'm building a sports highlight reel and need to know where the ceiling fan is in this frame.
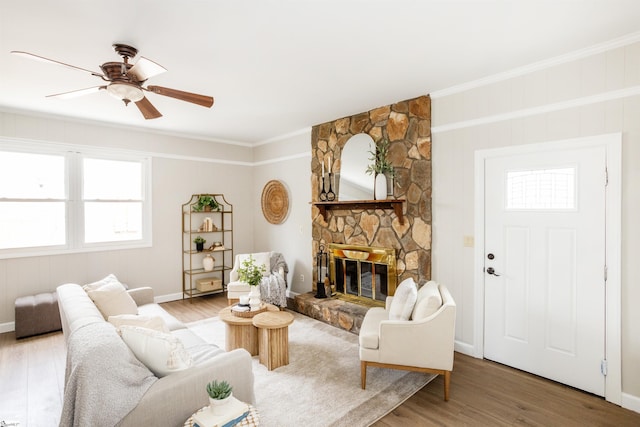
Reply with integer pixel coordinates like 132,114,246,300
10,43,214,120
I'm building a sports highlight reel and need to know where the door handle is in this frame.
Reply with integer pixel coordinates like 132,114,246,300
486,267,501,276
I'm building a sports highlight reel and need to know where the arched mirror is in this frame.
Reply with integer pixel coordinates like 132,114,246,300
339,133,374,201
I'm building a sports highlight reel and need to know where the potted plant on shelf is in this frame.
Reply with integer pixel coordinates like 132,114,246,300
237,255,266,309
193,236,206,252
193,195,221,212
365,138,395,200
206,379,233,415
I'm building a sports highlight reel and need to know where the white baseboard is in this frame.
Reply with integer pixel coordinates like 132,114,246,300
154,292,184,304
454,340,477,357
0,321,15,333
622,392,640,414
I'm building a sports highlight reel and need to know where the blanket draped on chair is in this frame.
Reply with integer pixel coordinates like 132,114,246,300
60,322,157,427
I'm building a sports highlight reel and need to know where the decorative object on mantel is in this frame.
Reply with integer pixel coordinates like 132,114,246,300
202,254,215,272
261,180,290,224
319,155,336,202
315,244,329,298
366,138,395,200
193,236,206,252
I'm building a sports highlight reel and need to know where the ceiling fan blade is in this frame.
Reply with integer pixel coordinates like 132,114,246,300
146,85,214,108
127,57,167,82
11,51,104,78
46,86,106,99
135,96,163,120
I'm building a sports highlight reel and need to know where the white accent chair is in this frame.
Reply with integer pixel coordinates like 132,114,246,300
226,252,287,307
358,281,456,400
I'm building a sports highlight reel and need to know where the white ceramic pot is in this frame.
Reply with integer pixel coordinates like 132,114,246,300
249,285,261,309
374,173,387,200
202,254,215,272
209,393,233,416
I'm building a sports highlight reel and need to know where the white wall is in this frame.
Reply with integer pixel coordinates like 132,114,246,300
431,40,640,403
251,130,313,295
0,112,254,328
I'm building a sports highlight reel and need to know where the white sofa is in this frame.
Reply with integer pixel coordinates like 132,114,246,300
57,283,255,427
359,281,456,400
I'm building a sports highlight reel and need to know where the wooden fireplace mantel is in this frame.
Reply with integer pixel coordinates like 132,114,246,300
312,199,406,224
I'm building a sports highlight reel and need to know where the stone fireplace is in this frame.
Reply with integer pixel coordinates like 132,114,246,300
329,243,397,306
292,94,431,334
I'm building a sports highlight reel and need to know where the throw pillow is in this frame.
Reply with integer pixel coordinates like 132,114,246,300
411,281,443,320
389,278,418,321
83,273,122,292
84,276,138,319
108,314,170,335
120,326,193,377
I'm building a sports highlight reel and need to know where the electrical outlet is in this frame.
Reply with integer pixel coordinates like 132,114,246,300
463,235,474,247
300,274,304,282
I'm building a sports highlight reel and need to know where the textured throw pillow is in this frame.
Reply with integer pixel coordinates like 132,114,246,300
120,326,193,377
389,278,418,321
108,314,170,335
411,281,443,320
84,276,138,319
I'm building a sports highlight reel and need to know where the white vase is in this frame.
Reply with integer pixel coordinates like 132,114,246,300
209,393,233,416
248,286,261,309
202,254,215,272
374,173,387,200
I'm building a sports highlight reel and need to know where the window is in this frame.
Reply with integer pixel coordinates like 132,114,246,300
0,141,151,258
506,167,576,210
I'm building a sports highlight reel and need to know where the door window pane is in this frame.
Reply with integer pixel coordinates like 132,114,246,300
506,167,576,210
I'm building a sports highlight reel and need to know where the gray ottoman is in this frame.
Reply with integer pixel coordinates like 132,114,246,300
14,291,62,339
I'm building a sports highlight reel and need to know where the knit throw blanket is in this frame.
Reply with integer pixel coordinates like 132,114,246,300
59,322,157,427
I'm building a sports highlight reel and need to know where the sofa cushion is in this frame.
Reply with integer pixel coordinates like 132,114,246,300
108,314,170,334
359,307,389,350
84,277,138,319
120,326,193,377
389,278,418,321
137,303,186,331
411,281,443,320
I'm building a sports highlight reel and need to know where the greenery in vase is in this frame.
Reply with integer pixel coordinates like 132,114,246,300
193,195,221,212
206,380,233,400
237,255,266,287
365,138,395,178
193,236,206,244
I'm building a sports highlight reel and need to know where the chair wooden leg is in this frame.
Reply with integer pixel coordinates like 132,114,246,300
443,370,451,401
361,361,367,389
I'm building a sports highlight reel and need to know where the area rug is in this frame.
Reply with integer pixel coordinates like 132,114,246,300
187,311,434,427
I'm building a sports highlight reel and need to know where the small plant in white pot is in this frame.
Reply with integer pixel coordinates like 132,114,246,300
237,255,266,309
206,379,233,415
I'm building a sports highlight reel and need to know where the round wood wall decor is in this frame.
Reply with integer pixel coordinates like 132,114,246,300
261,180,289,224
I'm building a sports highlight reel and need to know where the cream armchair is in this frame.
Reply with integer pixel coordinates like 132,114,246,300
359,281,456,400
226,252,288,307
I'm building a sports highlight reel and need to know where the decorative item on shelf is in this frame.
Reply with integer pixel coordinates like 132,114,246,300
193,194,221,212
202,254,215,271
315,244,328,298
196,278,222,292
366,138,395,200
193,236,206,252
206,380,233,416
199,217,218,232
326,172,336,201
208,241,225,251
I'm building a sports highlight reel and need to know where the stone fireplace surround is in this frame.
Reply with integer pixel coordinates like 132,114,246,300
292,95,432,334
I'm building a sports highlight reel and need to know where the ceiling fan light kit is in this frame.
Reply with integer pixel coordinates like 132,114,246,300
10,43,214,120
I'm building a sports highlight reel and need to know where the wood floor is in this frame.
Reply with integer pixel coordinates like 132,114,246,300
1,293,639,426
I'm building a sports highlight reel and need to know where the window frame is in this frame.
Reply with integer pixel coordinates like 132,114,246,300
0,139,152,259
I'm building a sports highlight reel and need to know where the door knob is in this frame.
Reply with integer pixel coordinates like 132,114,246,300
486,267,500,276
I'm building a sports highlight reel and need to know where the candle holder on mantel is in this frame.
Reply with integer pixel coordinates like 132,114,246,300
315,244,328,298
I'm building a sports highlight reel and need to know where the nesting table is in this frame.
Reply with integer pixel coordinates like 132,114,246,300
252,311,294,371
218,303,279,356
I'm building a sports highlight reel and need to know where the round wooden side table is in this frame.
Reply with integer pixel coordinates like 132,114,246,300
252,311,294,370
219,303,278,356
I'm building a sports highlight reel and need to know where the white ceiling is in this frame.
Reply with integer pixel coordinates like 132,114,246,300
2,1,640,145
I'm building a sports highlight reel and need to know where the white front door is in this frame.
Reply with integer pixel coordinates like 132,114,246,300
483,143,606,396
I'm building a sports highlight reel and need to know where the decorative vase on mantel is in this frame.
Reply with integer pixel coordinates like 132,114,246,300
374,173,387,200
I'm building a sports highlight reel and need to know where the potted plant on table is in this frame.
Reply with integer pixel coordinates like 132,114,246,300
365,138,395,200
206,379,233,415
193,195,221,212
237,255,266,309
193,236,206,252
